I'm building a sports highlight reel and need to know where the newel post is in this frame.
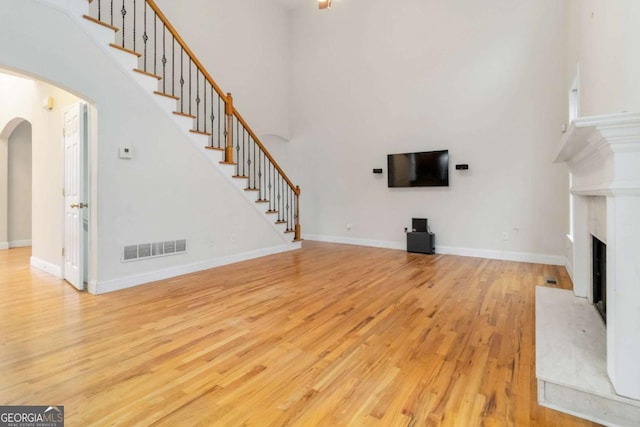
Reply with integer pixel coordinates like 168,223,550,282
294,185,301,241
224,92,234,163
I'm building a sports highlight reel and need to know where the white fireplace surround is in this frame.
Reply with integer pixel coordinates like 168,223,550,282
552,111,640,401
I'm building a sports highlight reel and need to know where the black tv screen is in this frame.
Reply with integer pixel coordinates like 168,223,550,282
387,150,449,187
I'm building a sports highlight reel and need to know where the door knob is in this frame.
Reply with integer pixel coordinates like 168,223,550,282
70,203,79,208
70,203,88,209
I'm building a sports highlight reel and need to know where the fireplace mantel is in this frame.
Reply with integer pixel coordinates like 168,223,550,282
554,112,640,196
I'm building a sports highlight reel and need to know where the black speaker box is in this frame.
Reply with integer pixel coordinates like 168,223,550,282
407,232,435,254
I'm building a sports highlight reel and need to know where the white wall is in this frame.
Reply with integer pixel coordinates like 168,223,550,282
1,0,292,292
154,0,292,139
566,0,640,117
288,0,569,261
7,120,32,245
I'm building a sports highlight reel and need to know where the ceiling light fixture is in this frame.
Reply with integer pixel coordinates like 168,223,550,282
318,0,332,10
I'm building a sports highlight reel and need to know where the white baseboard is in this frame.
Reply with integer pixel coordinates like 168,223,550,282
436,245,565,266
565,260,574,283
303,234,405,251
89,241,302,295
0,241,8,250
30,256,62,278
9,240,32,248
303,234,565,266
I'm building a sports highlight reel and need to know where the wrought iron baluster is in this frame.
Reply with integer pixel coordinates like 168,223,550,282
277,175,282,221
288,183,292,228
195,70,200,130
142,1,147,71
223,104,228,160
153,14,157,76
248,133,252,183
284,185,288,227
188,59,192,116
217,96,221,149
253,137,257,189
236,121,242,175
268,162,276,212
258,152,263,200
179,47,184,112
203,80,207,134
210,87,215,147
162,24,167,93
242,131,247,179
120,0,126,48
110,0,113,26
284,185,289,229
97,0,102,21
235,118,240,176
282,177,287,223
171,35,175,96
284,178,288,225
264,155,268,202
242,127,253,182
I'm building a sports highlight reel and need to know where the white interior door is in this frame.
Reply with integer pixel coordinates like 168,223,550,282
63,103,87,290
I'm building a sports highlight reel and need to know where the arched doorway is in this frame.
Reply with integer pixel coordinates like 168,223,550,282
0,117,31,250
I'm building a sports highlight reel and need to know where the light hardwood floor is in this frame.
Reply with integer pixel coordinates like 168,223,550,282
0,243,600,426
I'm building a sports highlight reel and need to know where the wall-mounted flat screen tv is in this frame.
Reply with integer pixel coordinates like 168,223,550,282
387,150,449,187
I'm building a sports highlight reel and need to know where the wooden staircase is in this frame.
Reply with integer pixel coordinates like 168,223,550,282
81,0,301,242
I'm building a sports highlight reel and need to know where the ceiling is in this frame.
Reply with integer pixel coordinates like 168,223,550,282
272,0,305,10
272,0,342,10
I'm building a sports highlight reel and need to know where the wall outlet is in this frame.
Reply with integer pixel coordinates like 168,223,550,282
502,231,509,241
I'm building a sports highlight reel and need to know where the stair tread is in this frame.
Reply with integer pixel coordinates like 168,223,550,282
173,111,196,119
205,146,225,151
190,130,212,136
275,220,287,224
154,91,179,100
232,175,249,179
133,68,162,80
82,15,119,32
220,161,237,165
109,43,141,57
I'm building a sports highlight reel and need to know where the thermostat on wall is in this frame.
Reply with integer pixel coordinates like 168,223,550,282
119,145,133,159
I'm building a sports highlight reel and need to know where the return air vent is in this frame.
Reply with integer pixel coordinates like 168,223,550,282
122,239,187,262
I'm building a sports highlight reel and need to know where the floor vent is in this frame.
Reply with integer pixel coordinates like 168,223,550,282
544,276,559,286
122,239,187,262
